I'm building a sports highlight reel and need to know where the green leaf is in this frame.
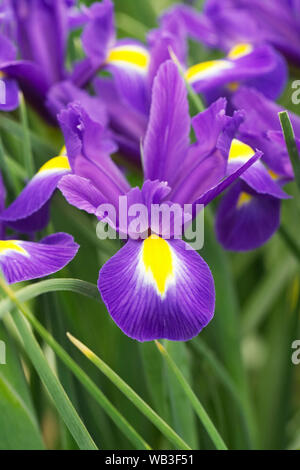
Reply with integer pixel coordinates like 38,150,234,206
279,111,300,192
67,333,192,450
0,276,97,450
0,278,100,320
0,114,56,156
155,341,227,450
0,280,150,450
0,324,44,449
164,342,198,449
242,254,297,335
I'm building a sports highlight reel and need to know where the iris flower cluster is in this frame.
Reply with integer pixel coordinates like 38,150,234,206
0,0,299,341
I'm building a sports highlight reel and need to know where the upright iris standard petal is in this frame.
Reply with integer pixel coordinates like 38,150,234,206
11,0,68,84
98,236,215,342
216,181,281,251
160,3,218,48
0,233,79,284
93,77,147,161
0,155,71,232
143,60,190,186
81,0,115,67
169,99,240,205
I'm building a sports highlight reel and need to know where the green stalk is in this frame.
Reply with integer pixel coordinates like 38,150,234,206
19,92,35,178
0,278,150,450
0,278,97,450
279,111,300,192
168,48,205,113
0,278,100,320
155,341,228,450
67,333,192,450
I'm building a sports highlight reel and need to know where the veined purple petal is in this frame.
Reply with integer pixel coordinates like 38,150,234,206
0,233,79,284
186,45,284,95
98,236,215,341
46,80,107,124
0,60,49,114
58,174,107,216
195,149,262,206
216,180,281,251
143,60,190,186
0,156,71,232
0,172,6,240
0,31,17,61
147,13,187,91
7,202,50,234
244,49,287,100
105,40,150,115
11,0,68,84
81,0,115,66
169,102,243,205
161,4,218,48
93,77,147,161
232,87,299,178
227,139,290,199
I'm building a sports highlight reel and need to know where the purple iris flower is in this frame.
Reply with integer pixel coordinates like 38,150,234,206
0,61,262,340
215,87,299,251
0,0,93,117
203,0,300,66
87,1,287,164
0,171,78,284
160,3,287,103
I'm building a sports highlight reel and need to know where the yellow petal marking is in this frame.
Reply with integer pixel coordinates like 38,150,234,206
229,139,255,161
107,46,149,70
185,60,231,82
0,240,28,256
268,169,279,180
237,192,252,208
228,81,240,91
227,43,253,60
142,234,174,297
59,145,67,156
37,156,71,174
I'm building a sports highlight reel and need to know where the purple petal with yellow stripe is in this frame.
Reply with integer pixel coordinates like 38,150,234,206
98,236,215,342
0,155,71,232
216,181,281,251
0,232,79,284
105,40,150,115
185,44,284,96
227,139,290,199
